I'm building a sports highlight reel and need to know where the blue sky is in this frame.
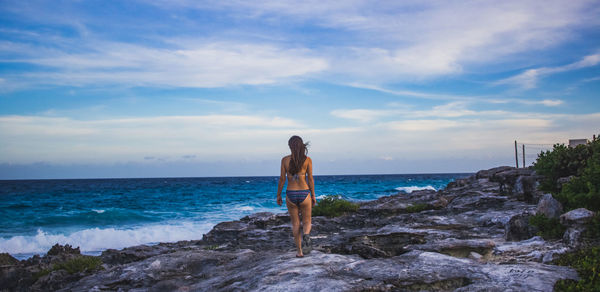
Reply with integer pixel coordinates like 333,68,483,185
1,0,599,179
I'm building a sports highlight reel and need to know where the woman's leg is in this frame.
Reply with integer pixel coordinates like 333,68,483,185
286,198,303,256
299,194,312,235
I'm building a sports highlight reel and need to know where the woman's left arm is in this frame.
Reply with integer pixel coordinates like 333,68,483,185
276,158,285,206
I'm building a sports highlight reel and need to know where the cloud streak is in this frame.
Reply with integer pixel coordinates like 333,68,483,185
199,0,600,80
496,53,600,89
2,108,598,166
2,0,599,87
2,40,328,88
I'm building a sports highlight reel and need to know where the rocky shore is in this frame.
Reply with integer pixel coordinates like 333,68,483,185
2,166,597,291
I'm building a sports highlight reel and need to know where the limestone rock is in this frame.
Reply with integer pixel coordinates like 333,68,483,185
59,250,577,292
557,176,574,189
536,193,563,219
468,251,482,260
504,213,537,241
0,244,93,292
563,228,583,248
476,167,543,203
559,208,595,248
47,244,80,256
1,166,581,292
560,208,595,226
0,253,19,266
475,166,513,179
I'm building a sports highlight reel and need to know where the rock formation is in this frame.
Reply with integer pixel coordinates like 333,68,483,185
1,166,588,291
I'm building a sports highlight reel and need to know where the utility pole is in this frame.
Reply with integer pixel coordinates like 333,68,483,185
514,140,519,168
522,144,525,168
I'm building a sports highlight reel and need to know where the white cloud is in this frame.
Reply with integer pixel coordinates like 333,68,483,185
496,53,600,89
331,101,512,124
330,108,397,122
582,76,600,83
385,119,461,132
488,98,564,107
3,0,598,88
539,100,564,107
1,110,599,167
0,114,306,163
346,83,566,107
207,0,600,80
413,102,476,118
4,41,328,87
325,101,600,158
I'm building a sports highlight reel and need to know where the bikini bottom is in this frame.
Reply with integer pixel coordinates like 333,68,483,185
286,189,310,207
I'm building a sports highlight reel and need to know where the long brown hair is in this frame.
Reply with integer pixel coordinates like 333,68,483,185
288,135,309,175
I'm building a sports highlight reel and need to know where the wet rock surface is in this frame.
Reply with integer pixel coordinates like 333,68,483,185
1,166,582,291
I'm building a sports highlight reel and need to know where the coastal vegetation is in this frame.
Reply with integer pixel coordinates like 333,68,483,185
531,138,600,240
34,256,103,280
553,246,600,291
405,203,432,213
203,245,220,250
534,139,600,212
531,137,600,290
312,196,359,217
528,214,565,240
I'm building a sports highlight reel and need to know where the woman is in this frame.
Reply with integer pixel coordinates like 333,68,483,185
277,135,316,258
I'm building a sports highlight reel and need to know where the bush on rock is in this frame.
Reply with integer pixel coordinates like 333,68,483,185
312,196,359,217
534,139,600,212
553,246,600,291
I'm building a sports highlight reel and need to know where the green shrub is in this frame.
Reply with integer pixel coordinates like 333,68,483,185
557,146,600,212
405,203,432,213
312,196,359,217
534,139,600,212
33,256,103,281
528,214,565,240
52,256,103,274
33,269,51,281
553,246,600,291
534,143,592,194
584,214,600,239
203,244,219,250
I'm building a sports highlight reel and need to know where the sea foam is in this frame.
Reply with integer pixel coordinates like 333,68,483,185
395,185,436,193
234,206,254,211
0,222,214,259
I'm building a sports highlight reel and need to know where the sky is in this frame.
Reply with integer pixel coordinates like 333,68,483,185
0,0,599,179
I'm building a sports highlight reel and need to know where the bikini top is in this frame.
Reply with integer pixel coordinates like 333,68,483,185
288,166,306,181
290,173,301,181
287,157,307,181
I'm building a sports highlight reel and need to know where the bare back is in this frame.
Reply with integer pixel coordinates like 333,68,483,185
282,155,311,190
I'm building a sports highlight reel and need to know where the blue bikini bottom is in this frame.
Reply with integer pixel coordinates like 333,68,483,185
286,189,310,206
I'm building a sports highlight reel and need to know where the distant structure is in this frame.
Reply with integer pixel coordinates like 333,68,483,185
569,139,589,148
514,135,596,168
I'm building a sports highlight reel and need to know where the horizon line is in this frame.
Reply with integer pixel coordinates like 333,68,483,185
0,171,480,181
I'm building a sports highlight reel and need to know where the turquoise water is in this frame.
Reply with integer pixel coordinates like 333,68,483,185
0,173,469,259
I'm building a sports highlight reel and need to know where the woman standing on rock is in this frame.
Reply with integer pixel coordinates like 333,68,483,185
277,135,316,257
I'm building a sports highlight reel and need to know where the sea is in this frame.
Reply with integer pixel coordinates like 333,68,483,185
0,173,470,260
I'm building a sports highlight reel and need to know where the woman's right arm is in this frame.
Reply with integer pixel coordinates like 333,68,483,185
276,158,285,206
307,157,316,206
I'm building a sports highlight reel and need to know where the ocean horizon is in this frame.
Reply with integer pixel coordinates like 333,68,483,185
1,173,470,260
